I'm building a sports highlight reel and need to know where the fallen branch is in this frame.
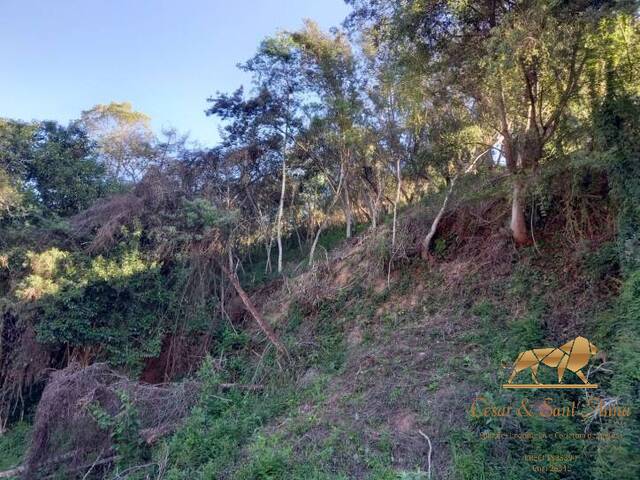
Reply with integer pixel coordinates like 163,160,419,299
418,430,433,480
0,449,83,478
49,456,118,480
217,259,288,358
219,383,263,391
0,465,24,478
0,451,118,479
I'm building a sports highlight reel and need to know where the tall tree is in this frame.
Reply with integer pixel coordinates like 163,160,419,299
242,34,304,273
347,0,630,245
31,121,108,216
80,102,155,183
208,35,303,274
0,119,107,217
291,20,365,240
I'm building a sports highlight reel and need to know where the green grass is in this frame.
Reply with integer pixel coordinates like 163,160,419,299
157,241,640,480
0,421,30,471
447,252,640,480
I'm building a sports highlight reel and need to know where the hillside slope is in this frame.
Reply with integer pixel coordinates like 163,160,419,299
160,200,637,479
2,190,638,480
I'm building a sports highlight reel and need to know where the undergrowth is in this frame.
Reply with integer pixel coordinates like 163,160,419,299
0,422,30,471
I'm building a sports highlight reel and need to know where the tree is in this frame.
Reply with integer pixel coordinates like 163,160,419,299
80,102,155,183
347,0,631,245
0,119,38,221
242,34,304,273
31,122,109,216
483,2,593,244
0,168,23,220
291,20,366,240
208,35,304,274
0,119,37,180
208,88,285,274
0,119,108,217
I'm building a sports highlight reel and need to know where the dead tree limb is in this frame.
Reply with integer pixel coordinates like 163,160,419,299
421,149,491,258
388,155,402,285
0,451,117,479
216,260,288,357
0,465,23,478
218,383,263,391
418,430,433,479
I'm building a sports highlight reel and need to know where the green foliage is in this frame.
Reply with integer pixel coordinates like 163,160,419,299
32,121,110,215
0,118,111,219
164,311,369,479
236,435,292,480
18,238,210,372
89,390,149,467
16,248,74,300
594,87,640,273
0,119,37,179
0,422,31,470
182,198,221,231
457,253,640,480
165,359,297,479
35,249,168,370
0,167,26,220
591,270,640,479
582,241,620,282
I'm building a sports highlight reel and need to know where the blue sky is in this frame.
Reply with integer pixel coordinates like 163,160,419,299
1,0,350,146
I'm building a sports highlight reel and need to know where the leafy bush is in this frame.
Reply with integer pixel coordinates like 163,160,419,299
24,241,211,372
595,87,640,273
165,359,296,479
89,390,149,467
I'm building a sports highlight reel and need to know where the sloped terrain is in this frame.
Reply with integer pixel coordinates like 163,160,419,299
2,190,638,480
162,199,631,480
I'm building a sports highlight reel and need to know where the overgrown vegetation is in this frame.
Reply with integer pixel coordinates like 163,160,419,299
1,1,639,479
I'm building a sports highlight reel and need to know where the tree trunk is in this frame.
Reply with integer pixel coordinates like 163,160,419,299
217,259,287,356
510,178,529,246
276,124,288,274
388,156,403,284
308,224,323,266
294,223,303,253
343,186,352,239
365,192,377,229
421,180,455,258
290,183,304,253
265,236,273,274
309,162,345,266
508,138,539,246
503,90,543,245
391,156,401,248
421,149,491,257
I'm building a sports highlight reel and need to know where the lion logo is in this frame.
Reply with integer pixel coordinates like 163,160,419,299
504,336,599,389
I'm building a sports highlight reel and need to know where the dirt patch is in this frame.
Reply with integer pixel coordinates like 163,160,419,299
390,410,417,434
372,277,387,294
347,325,364,346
